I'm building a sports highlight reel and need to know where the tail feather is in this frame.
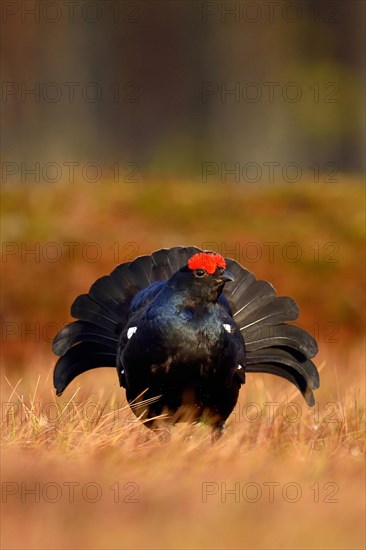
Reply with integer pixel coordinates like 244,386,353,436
231,280,276,323
238,296,299,332
223,258,319,405
245,324,318,358
108,265,142,315
53,343,117,396
225,259,255,292
52,321,118,356
71,294,122,333
223,259,255,313
111,255,153,291
89,276,124,309
246,347,319,390
245,363,315,406
151,246,200,280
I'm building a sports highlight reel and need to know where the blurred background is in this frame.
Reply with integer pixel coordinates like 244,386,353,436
2,0,364,177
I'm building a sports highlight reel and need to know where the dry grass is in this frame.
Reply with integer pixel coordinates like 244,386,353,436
1,344,365,550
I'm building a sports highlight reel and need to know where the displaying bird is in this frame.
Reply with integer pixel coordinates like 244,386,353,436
53,246,319,433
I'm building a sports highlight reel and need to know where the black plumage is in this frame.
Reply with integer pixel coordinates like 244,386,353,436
53,246,319,432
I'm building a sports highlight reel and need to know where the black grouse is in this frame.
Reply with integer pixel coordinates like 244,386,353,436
53,246,319,432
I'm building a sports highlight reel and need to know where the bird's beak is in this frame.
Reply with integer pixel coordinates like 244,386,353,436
218,270,234,283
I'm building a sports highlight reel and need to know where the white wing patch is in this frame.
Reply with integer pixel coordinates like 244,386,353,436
223,323,233,333
127,326,137,339
237,365,243,371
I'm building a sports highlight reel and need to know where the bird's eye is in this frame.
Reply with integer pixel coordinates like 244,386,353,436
195,269,206,277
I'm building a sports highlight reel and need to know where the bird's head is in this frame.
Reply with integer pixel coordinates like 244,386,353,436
174,251,234,304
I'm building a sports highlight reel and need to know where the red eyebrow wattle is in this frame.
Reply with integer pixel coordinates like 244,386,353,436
187,252,226,274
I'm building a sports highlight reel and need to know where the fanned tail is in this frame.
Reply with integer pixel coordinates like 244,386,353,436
53,246,200,395
223,259,319,406
53,246,319,405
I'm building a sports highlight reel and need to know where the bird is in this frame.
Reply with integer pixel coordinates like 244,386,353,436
53,246,319,434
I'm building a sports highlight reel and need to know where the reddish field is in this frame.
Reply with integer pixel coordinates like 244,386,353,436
1,181,365,549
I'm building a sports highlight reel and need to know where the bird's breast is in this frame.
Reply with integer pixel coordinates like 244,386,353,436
158,308,225,359
122,302,232,369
